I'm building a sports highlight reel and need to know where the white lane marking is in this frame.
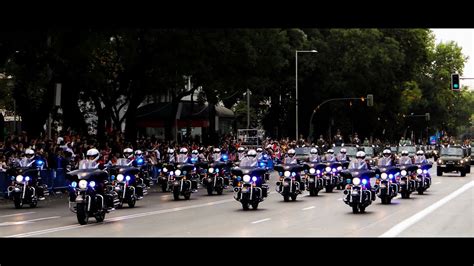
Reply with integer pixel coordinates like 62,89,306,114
434,182,441,185
337,198,343,201
380,180,474,237
0,216,60,227
161,195,170,198
0,212,36,218
7,199,235,237
251,218,271,224
302,206,315,210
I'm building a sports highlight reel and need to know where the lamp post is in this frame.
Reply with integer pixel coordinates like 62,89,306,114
296,49,317,141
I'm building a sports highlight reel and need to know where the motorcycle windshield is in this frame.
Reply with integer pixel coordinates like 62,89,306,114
116,158,131,166
78,160,98,170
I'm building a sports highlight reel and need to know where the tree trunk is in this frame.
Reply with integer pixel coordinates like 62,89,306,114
208,102,218,145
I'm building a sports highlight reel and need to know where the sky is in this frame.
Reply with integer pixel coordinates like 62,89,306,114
431,28,474,89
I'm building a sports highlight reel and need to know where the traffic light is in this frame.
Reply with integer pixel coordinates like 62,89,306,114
451,73,460,91
367,94,373,107
425,113,430,121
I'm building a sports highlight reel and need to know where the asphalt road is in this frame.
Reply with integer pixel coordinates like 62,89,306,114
1,164,472,237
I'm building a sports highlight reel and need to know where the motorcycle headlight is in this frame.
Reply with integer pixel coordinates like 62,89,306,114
401,170,407,176
208,168,214,174
325,167,331,172
423,169,428,174
353,178,361,186
437,159,442,164
163,168,168,173
381,173,388,180
116,174,124,182
337,166,342,171
252,176,258,182
25,176,30,182
361,179,367,185
332,168,337,172
284,171,290,177
416,169,422,174
316,170,321,174
71,181,77,188
389,174,393,179
125,176,131,181
78,180,88,189
89,181,96,188
309,168,316,174
175,170,182,176
16,175,23,183
243,175,251,182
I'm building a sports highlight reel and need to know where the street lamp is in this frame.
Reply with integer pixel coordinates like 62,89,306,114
296,49,317,141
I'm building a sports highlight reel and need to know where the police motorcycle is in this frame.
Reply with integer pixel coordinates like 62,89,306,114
108,158,142,208
397,164,417,199
66,160,117,225
374,166,400,204
7,158,47,209
302,162,326,196
274,164,306,202
413,163,432,195
170,161,199,200
203,153,232,195
133,151,153,188
341,169,375,213
158,163,175,192
232,167,268,210
321,161,344,192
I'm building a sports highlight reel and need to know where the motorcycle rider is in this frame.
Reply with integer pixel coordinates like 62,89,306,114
378,149,394,167
20,148,47,200
283,149,298,164
256,147,264,161
323,149,337,162
167,148,176,164
212,148,222,162
336,148,350,162
177,147,190,164
349,151,369,170
309,148,320,163
398,150,413,165
414,150,428,164
237,147,247,161
123,148,134,160
240,149,258,167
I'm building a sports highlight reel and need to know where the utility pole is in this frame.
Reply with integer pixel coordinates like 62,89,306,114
247,88,250,129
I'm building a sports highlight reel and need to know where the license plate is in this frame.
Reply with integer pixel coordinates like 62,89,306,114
380,184,387,188
241,188,248,192
400,181,406,185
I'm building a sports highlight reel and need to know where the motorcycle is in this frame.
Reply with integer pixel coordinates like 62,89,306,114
203,162,229,195
109,158,147,200
7,159,48,209
66,160,117,225
321,161,343,192
274,164,305,202
110,167,141,209
342,169,375,213
414,163,432,195
232,167,268,210
158,163,175,192
303,162,325,196
397,164,417,199
170,165,195,200
374,166,400,204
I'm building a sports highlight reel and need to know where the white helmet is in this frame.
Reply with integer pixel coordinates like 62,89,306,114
168,148,175,154
288,149,296,157
383,149,391,156
416,150,424,155
213,148,221,154
191,149,199,155
247,149,257,157
327,149,334,154
179,147,188,154
340,148,347,154
238,147,245,152
256,148,263,152
123,148,134,159
134,150,143,156
356,151,366,159
401,150,409,156
25,148,35,159
266,144,273,150
86,148,100,162
310,148,318,154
